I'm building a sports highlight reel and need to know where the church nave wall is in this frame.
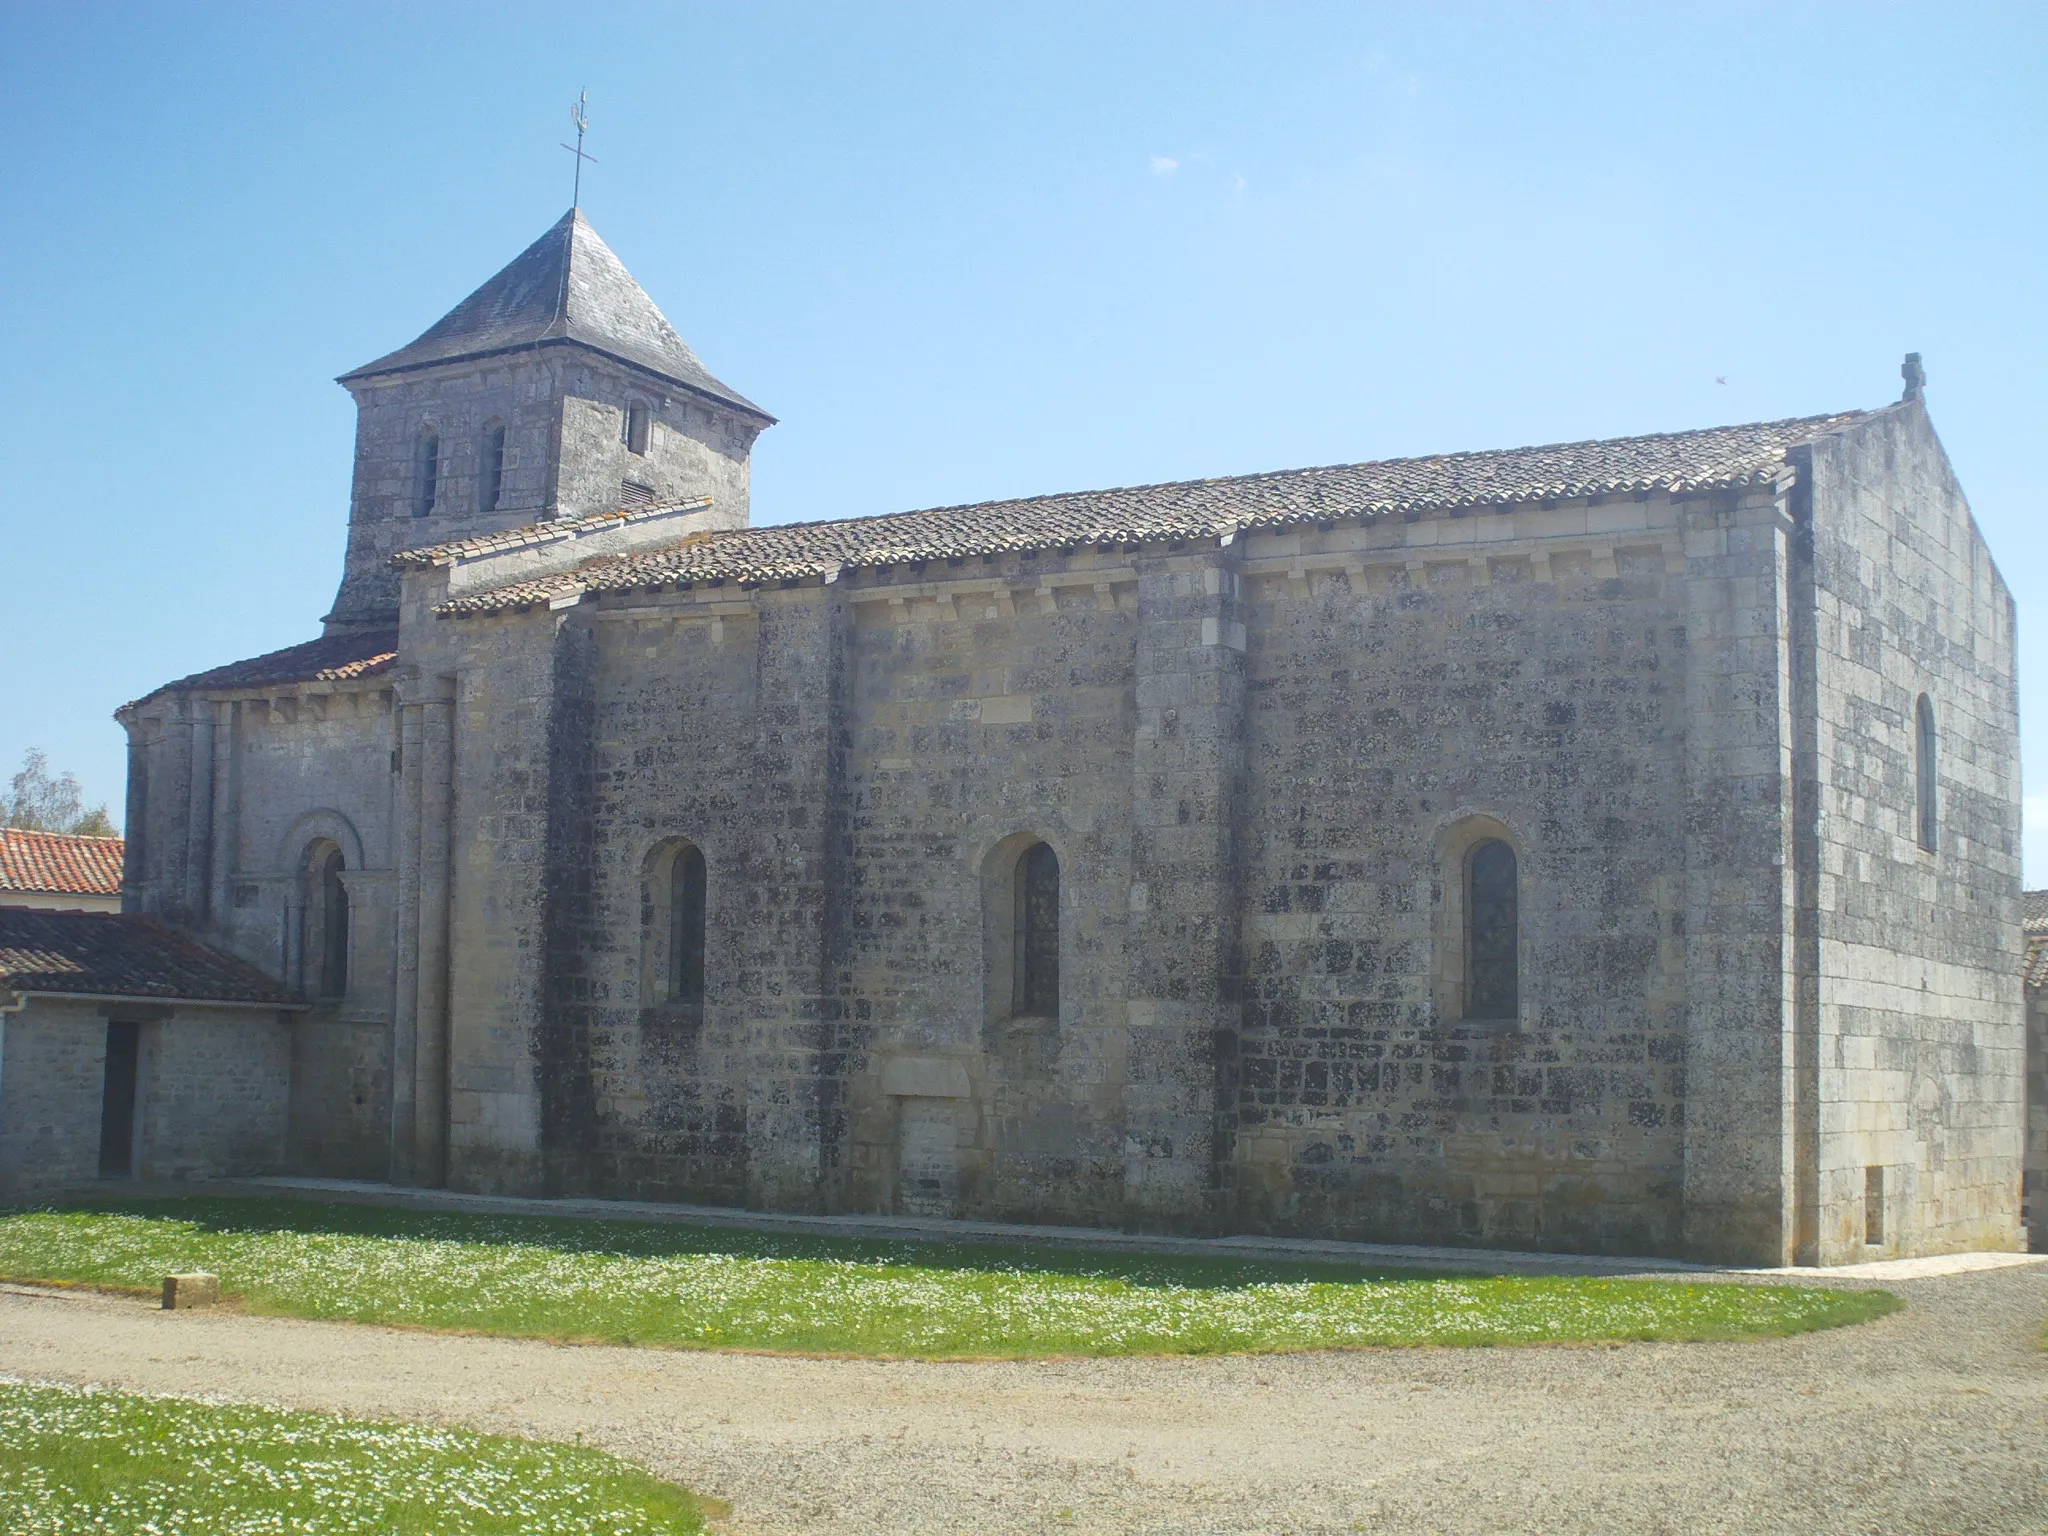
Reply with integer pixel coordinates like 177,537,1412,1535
1234,515,1691,1256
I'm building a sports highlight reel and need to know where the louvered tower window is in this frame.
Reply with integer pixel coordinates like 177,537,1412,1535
478,423,505,513
413,431,440,517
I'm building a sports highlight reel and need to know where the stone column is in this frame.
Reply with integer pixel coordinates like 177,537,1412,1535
741,586,853,1212
181,707,215,922
412,691,454,1188
390,680,455,1188
1122,542,1250,1233
1679,484,1803,1265
206,701,238,928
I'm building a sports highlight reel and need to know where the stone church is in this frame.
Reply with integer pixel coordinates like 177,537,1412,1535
82,208,2035,1264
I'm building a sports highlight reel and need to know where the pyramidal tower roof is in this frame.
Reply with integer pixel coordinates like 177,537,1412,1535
340,209,770,420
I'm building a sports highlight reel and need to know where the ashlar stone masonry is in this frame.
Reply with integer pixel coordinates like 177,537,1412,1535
110,212,2033,1265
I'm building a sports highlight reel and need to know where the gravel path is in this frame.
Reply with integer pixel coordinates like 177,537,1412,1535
3,1265,2044,1536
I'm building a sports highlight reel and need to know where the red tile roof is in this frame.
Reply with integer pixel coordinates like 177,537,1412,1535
131,629,399,709
0,909,300,1005
0,828,125,897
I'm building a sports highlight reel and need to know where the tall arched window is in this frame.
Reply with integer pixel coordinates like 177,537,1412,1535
478,422,505,513
413,430,441,517
1915,693,1938,853
1466,839,1518,1020
316,845,349,999
667,843,706,1005
625,400,651,456
1014,841,1059,1017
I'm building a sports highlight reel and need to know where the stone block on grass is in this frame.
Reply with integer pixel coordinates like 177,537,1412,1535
161,1272,220,1310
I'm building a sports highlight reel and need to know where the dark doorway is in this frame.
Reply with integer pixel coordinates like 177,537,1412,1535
98,1020,140,1177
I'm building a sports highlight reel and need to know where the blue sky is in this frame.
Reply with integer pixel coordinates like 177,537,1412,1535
3,3,2044,869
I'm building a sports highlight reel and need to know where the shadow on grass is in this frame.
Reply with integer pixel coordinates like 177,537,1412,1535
25,1194,1476,1290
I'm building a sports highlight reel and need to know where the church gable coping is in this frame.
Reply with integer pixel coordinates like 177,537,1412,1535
0,909,303,1006
127,628,400,710
338,209,770,422
433,407,1873,617
391,496,714,568
0,829,126,898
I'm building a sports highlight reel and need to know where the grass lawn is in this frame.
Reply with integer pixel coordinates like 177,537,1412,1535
0,1198,1897,1357
0,1377,704,1535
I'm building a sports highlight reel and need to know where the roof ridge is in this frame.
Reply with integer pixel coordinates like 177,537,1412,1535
659,407,1874,548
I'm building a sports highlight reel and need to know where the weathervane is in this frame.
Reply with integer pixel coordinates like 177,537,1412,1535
561,89,597,209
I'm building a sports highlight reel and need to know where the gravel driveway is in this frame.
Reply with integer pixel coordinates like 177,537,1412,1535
3,1263,2043,1536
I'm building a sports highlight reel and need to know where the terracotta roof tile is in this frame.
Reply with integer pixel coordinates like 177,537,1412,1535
435,410,1873,617
0,909,300,1005
133,629,399,708
0,828,125,897
2023,890,2048,934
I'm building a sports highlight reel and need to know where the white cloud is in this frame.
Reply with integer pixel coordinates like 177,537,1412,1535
1149,155,1179,175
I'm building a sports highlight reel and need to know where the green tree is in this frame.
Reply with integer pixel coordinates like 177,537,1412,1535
4,748,119,837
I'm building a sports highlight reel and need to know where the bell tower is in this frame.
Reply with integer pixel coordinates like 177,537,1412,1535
324,209,774,633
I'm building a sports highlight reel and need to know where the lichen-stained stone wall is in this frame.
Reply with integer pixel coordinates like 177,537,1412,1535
1232,512,1690,1256
1800,405,2024,1262
288,1018,393,1180
424,613,568,1193
544,597,766,1204
841,557,1140,1226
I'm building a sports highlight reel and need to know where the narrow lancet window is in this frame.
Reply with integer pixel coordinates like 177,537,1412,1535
414,431,440,517
1014,841,1060,1017
667,844,706,1006
1915,694,1938,853
478,423,505,513
318,847,349,999
1466,839,1518,1020
625,401,651,456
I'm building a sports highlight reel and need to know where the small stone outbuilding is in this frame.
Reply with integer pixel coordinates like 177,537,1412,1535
89,210,2036,1265
0,909,303,1197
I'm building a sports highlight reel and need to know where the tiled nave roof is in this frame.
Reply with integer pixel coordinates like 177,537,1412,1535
433,409,1872,616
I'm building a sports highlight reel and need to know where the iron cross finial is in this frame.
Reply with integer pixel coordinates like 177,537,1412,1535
561,89,598,210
